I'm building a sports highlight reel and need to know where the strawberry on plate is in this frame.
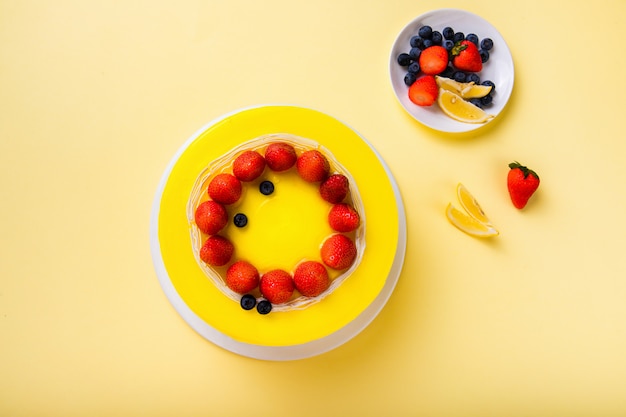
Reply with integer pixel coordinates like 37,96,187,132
233,150,266,182
321,234,357,270
296,150,330,183
265,142,297,172
199,235,234,266
319,174,349,204
194,200,228,235
259,269,295,304
408,75,439,106
418,45,449,75
208,173,242,205
226,260,260,294
328,203,360,233
293,261,330,297
451,40,483,72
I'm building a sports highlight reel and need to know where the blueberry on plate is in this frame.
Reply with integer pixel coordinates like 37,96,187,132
466,33,479,46
410,35,424,49
408,62,420,74
453,71,466,83
409,47,421,60
397,53,412,66
480,38,494,51
443,39,454,51
453,32,465,43
442,26,455,40
466,73,480,84
417,25,432,39
469,98,483,108
431,31,442,45
480,49,490,63
480,94,493,106
404,72,417,86
481,80,496,92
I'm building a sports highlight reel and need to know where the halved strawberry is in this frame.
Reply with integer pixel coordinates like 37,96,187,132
259,269,294,304
208,173,242,205
418,45,449,75
408,75,439,107
452,40,483,72
293,261,330,297
296,150,330,182
226,260,260,294
328,203,360,233
319,174,349,204
233,150,266,182
320,234,357,270
194,200,228,235
199,235,234,266
265,142,297,172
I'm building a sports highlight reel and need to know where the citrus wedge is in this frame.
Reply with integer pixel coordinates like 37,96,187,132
435,76,492,99
437,89,494,124
446,203,499,238
456,183,493,225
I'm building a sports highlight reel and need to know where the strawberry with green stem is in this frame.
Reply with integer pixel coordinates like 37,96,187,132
507,161,540,209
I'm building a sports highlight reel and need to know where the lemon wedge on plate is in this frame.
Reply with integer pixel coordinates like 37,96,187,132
437,89,495,124
446,183,498,238
435,76,492,99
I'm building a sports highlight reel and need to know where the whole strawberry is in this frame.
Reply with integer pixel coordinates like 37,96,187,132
319,174,349,204
194,200,228,235
507,161,540,209
226,260,260,294
293,261,330,297
259,269,294,304
321,234,357,270
408,75,439,107
328,203,360,233
199,235,234,266
418,45,449,75
208,173,242,205
233,150,266,182
265,142,297,172
296,150,330,182
452,40,483,72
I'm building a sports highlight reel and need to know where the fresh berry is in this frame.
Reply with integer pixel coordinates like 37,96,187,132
226,260,260,294
431,31,443,45
233,213,248,228
194,200,228,235
408,75,439,107
479,49,490,63
442,26,455,40
259,269,294,304
293,261,330,297
418,46,449,75
466,33,479,46
199,235,234,266
404,72,417,87
240,294,257,310
208,173,242,205
418,25,433,39
265,142,297,172
296,150,330,182
397,52,412,66
453,32,465,43
451,40,483,72
507,161,540,209
233,150,266,182
321,234,357,270
408,47,421,60
481,80,496,92
480,38,494,51
257,300,272,315
259,180,274,195
319,174,349,203
328,203,360,233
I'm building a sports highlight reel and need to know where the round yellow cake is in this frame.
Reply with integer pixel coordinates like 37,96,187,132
150,105,405,360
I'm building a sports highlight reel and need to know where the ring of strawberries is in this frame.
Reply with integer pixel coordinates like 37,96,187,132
193,141,362,314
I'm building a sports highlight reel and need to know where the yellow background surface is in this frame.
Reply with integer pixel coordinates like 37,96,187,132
2,1,625,416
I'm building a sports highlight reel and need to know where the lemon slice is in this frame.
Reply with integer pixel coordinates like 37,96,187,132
456,183,493,225
435,76,492,99
437,89,495,124
446,203,499,238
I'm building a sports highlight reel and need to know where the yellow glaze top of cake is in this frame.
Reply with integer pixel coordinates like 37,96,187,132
157,106,399,347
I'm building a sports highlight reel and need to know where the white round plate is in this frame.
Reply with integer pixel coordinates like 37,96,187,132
389,9,514,133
